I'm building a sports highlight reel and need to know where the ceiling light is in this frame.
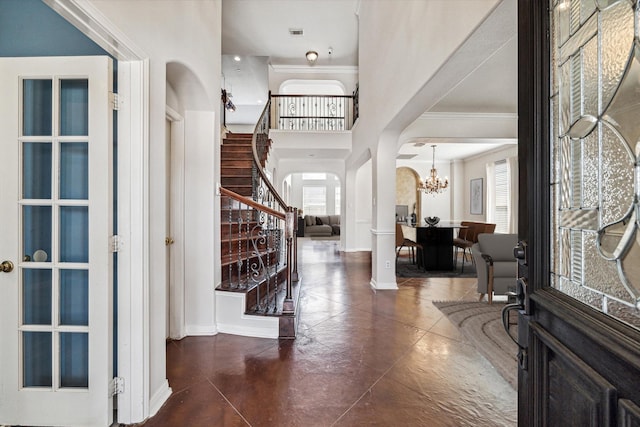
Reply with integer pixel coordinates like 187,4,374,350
233,56,241,61
306,50,318,64
417,145,449,195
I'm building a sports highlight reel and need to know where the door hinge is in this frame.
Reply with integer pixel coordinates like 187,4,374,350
110,235,122,253
111,377,125,396
109,92,120,110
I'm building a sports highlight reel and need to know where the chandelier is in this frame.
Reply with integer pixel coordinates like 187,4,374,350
417,145,449,195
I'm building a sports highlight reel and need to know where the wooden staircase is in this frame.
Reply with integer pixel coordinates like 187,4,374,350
218,132,296,338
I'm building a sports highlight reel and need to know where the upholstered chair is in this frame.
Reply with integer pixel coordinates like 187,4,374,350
471,233,518,303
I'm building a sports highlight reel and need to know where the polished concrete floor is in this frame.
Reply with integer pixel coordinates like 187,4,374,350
141,239,517,426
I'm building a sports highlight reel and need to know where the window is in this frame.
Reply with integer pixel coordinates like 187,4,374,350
335,187,340,214
303,186,326,215
494,160,508,233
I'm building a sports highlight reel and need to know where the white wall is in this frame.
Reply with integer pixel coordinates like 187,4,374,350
86,0,222,422
353,159,373,251
269,65,358,96
461,144,518,221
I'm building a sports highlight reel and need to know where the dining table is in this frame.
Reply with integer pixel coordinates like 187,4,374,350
413,221,466,271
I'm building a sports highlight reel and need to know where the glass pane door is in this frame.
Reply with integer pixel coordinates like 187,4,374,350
0,56,113,427
21,77,90,390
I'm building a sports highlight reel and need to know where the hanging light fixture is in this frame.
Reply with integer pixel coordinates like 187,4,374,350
417,145,449,195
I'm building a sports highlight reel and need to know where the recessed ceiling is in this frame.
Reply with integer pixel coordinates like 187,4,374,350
222,0,518,160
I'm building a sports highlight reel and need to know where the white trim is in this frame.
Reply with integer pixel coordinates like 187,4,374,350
43,0,147,60
116,59,151,424
370,278,398,290
370,228,395,235
418,112,519,121
184,325,219,336
165,105,182,122
269,64,359,74
148,380,172,419
344,248,372,252
215,291,279,339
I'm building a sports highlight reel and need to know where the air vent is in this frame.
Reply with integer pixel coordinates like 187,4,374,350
397,154,417,160
413,142,427,147
289,28,304,36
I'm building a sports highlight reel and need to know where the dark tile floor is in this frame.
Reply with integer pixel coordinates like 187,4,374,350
141,239,517,427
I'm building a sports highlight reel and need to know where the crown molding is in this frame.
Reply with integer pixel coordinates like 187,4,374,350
269,64,359,74
418,112,518,121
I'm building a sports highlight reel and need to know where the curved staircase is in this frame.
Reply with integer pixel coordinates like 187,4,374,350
216,131,298,339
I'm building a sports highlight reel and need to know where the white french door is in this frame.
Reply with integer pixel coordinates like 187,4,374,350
0,56,113,427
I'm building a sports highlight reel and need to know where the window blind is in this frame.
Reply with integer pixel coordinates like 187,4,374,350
494,160,509,233
303,186,326,215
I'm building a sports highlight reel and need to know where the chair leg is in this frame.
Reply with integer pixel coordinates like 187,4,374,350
460,248,466,273
478,293,485,302
487,265,494,305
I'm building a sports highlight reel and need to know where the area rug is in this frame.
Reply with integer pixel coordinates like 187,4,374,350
396,257,477,278
433,300,518,389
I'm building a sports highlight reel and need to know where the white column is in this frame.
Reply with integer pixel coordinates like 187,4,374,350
370,132,398,290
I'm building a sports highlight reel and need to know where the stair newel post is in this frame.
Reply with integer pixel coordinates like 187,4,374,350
291,207,299,282
282,207,295,314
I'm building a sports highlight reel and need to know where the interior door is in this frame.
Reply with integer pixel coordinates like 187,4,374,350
518,1,640,425
0,56,113,427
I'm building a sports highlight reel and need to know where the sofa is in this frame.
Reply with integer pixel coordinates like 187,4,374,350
303,215,340,237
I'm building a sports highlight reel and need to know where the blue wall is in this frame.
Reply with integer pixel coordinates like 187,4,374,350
1,0,119,375
0,0,109,57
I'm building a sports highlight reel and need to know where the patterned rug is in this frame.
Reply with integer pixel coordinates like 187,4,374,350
395,256,477,278
433,300,518,389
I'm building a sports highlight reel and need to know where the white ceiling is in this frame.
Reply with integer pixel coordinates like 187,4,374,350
221,0,518,161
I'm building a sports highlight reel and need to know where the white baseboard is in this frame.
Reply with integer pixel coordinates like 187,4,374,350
370,278,398,290
184,324,218,336
148,380,172,419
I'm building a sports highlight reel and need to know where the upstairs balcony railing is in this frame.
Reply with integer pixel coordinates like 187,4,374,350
270,93,357,131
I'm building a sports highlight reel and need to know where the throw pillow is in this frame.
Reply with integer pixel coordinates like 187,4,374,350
316,217,323,225
305,215,315,227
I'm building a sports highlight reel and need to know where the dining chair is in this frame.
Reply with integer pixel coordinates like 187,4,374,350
396,223,422,266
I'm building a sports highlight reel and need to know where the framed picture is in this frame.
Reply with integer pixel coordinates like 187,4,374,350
470,178,483,215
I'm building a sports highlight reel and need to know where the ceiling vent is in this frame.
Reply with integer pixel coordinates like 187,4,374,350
396,154,417,160
413,142,427,147
289,28,304,36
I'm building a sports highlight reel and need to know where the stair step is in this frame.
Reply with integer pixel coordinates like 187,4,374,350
222,145,253,152
221,152,253,160
224,132,253,140
221,177,253,187
221,167,252,176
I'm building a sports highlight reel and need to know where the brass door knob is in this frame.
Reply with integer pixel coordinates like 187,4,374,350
165,237,175,246
0,260,14,273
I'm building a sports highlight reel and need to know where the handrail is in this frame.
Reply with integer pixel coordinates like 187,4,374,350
271,94,354,99
252,97,288,209
220,186,285,220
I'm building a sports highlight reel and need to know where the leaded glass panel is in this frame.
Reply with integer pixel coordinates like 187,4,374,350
551,0,640,330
